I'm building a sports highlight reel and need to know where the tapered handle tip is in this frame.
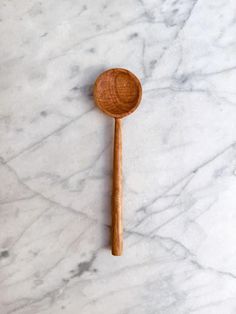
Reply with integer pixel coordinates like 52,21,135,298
112,241,123,256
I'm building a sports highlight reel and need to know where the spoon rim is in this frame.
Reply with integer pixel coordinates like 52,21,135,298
93,68,142,119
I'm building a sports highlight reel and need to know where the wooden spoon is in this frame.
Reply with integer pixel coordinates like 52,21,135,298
93,68,142,256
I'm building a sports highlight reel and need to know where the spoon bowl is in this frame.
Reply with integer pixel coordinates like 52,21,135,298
94,68,142,118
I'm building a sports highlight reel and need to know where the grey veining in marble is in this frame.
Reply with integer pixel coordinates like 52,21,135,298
1,0,236,313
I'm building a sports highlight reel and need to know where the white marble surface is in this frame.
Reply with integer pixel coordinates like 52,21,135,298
1,0,236,313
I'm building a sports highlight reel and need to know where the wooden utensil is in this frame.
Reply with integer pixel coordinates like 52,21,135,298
93,68,142,256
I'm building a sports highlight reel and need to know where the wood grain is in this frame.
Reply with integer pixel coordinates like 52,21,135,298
112,118,123,256
93,68,142,119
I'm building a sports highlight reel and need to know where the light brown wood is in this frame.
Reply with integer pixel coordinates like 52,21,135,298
112,118,122,255
93,68,142,119
93,68,142,256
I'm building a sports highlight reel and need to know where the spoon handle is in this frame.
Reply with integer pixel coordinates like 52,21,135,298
112,118,123,256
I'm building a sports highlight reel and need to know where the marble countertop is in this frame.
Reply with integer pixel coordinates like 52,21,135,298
1,0,236,313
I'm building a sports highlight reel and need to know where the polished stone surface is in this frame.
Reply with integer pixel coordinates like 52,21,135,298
1,0,236,313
